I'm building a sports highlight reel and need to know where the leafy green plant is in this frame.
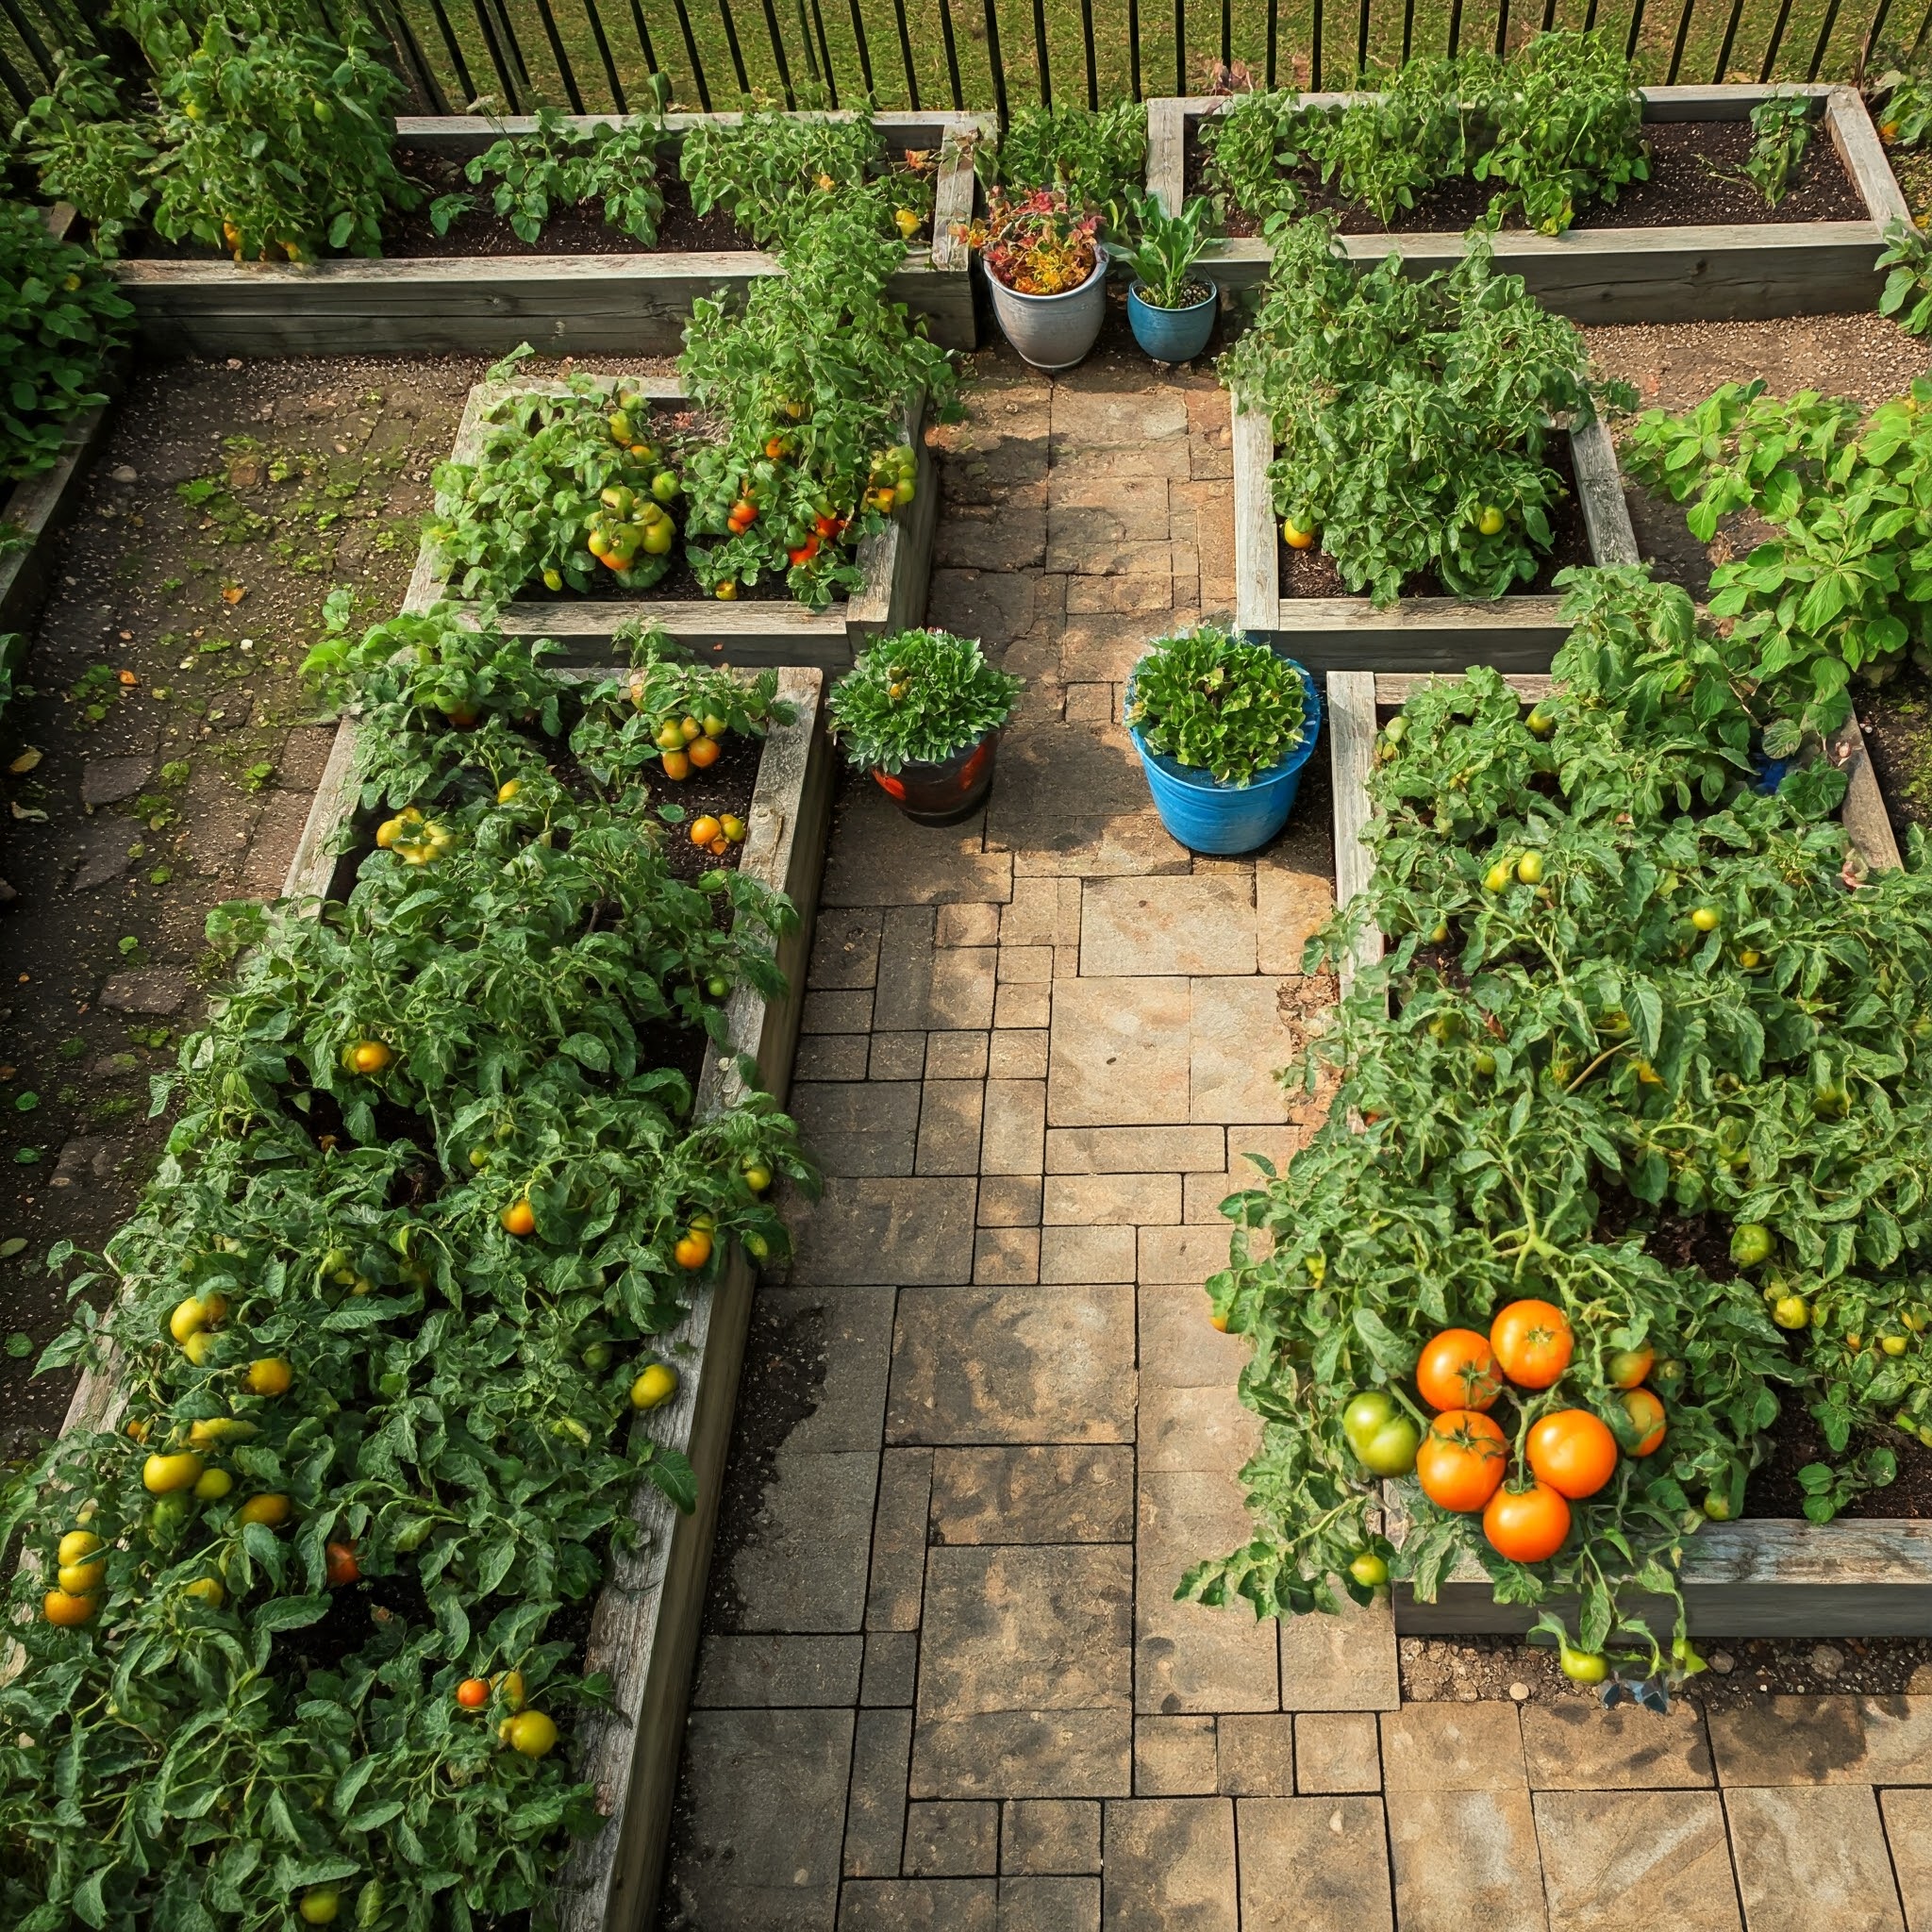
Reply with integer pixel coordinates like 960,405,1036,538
458,93,669,245
1124,624,1308,784
0,608,816,1926
1186,563,1932,1673
980,100,1148,220
1196,88,1319,225
14,54,158,256
1115,192,1218,308
1877,217,1932,334
0,200,133,482
1621,377,1932,748
1873,70,1932,148
676,192,959,606
828,628,1022,771
1224,218,1627,604
1740,92,1814,207
1312,57,1477,227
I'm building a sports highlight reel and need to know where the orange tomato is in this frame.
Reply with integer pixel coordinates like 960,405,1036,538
237,1492,292,1528
687,735,722,770
1491,1298,1574,1389
1607,1346,1654,1390
1525,1408,1619,1499
1621,1388,1667,1457
1415,1408,1508,1513
456,1676,491,1708
690,815,724,847
43,1589,98,1626
325,1541,360,1587
500,1199,537,1238
660,749,691,780
1483,1479,1573,1563
674,1227,713,1270
1415,1328,1503,1412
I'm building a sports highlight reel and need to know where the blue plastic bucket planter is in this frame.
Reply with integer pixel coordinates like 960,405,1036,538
1126,279,1219,363
1126,658,1324,855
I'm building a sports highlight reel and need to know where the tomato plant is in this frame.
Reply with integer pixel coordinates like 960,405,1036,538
1183,563,1932,1674
978,101,1148,222
1224,219,1633,604
0,610,819,1926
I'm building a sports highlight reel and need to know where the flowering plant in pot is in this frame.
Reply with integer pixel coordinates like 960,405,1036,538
967,188,1108,371
1115,192,1221,363
829,628,1024,824
1125,623,1321,854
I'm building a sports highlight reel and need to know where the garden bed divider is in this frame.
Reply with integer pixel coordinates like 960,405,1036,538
1323,665,1932,1634
1154,85,1908,325
110,111,988,359
1234,402,1639,673
37,663,836,1929
406,373,938,670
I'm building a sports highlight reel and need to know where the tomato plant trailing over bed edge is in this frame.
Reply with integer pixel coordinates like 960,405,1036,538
0,609,819,1928
1186,564,1932,1677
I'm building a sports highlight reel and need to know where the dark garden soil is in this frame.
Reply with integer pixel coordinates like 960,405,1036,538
1280,437,1593,599
1190,116,1867,237
1851,662,1932,843
0,347,674,1465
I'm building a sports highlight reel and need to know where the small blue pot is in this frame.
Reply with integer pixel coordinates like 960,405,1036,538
1126,279,1218,363
1126,659,1324,855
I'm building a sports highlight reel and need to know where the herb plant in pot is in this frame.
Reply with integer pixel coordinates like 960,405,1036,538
973,189,1108,372
830,628,1024,824
1118,193,1220,363
1125,624,1321,854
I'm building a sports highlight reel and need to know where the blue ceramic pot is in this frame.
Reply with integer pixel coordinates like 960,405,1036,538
1126,660,1323,855
1126,279,1218,363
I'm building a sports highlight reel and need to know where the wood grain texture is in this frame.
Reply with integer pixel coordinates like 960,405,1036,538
1374,672,1555,704
1570,413,1640,567
1833,713,1905,874
1325,671,1384,1000
1147,97,1186,217
1828,83,1913,226
1231,398,1278,639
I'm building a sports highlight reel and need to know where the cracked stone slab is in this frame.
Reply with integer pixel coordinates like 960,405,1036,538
80,756,150,808
100,970,191,1015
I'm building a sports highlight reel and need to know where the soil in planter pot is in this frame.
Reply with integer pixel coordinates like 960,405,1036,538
1279,437,1594,598
1189,117,1866,239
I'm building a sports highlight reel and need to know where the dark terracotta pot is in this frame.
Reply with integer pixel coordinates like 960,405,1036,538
871,730,1002,825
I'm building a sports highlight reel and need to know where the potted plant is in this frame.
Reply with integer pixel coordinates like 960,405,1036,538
1117,192,1221,363
971,189,1108,372
1124,624,1322,854
829,627,1024,824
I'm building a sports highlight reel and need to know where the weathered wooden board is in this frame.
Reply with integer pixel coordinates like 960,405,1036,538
114,111,987,358
1236,405,1637,671
1326,670,1927,1634
408,373,936,669
1154,85,1901,324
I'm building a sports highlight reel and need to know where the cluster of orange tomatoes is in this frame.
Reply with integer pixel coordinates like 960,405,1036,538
1346,1298,1671,1567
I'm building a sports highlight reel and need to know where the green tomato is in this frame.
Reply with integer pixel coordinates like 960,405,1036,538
1730,1222,1774,1268
1702,1491,1734,1521
1558,1641,1609,1684
1348,1551,1389,1589
1358,1415,1421,1477
651,470,681,503
1341,1391,1397,1457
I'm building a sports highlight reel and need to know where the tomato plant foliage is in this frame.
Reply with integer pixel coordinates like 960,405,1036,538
0,610,818,1929
1186,566,1932,1662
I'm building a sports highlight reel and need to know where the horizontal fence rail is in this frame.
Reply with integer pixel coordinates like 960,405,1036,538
1,0,1929,154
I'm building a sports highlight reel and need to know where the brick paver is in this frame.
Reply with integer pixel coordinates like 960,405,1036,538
656,342,1922,1931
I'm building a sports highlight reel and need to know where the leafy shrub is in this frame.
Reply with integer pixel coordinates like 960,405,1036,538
1623,377,1932,750
981,100,1147,218
1125,625,1308,784
0,200,133,481
829,628,1023,771
1224,218,1627,603
15,54,157,257
0,608,815,1926
443,96,668,245
1736,92,1814,208
1187,563,1932,1672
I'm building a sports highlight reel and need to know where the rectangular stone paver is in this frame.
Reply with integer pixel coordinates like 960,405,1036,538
1389,1789,1548,1932
1707,1695,1932,1785
929,1444,1135,1543
904,1800,999,1876
730,1449,879,1633
1724,1786,1906,1932
912,1709,1133,1801
866,1448,932,1631
846,1707,914,1878
1048,977,1192,1127
1044,1172,1182,1225
1101,1798,1238,1932
1041,1224,1138,1283
1381,1703,1527,1789
1140,1380,1262,1475
1003,1799,1103,1874
982,1078,1046,1174
887,1285,1138,1444
1047,1125,1227,1172
1216,1715,1295,1796
1080,876,1258,976
1535,1790,1740,1932
1189,977,1302,1124
1523,1701,1714,1789
1135,1716,1219,1795
790,1177,977,1286
1880,1789,1932,1931
917,1079,986,1174
1002,1876,1102,1931
694,1634,864,1707
1294,1712,1382,1793
1278,1593,1400,1713
1236,1796,1393,1932
839,1878,998,1928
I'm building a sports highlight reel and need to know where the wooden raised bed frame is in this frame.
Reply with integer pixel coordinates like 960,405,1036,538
407,371,938,670
1153,85,1907,324
1233,404,1640,671
1324,665,1932,1636
47,667,834,1929
112,110,986,358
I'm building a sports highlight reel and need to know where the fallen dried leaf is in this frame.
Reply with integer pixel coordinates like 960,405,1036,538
221,586,246,605
8,802,47,822
8,748,41,774
117,669,138,686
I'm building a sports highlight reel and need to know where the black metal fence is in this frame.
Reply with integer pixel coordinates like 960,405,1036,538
2,0,1926,125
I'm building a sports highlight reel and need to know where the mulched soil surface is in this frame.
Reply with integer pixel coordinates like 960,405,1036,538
1852,661,1932,843
1191,117,1866,237
1280,436,1592,599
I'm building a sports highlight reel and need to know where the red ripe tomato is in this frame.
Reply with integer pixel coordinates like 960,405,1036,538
1415,1408,1508,1513
1491,1298,1574,1389
1483,1480,1573,1563
1415,1328,1503,1412
325,1541,360,1587
1621,1388,1667,1457
1525,1408,1619,1499
456,1676,491,1709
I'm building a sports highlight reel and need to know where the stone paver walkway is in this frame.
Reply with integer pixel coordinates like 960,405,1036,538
657,336,1932,1930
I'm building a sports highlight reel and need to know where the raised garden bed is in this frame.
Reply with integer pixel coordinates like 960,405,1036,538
45,658,833,1930
110,111,985,358
408,373,937,671
1154,85,1907,323
1322,665,1932,1637
1233,407,1638,670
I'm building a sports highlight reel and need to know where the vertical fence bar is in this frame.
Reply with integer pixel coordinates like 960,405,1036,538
623,0,658,80
1221,0,1231,72
469,0,522,105
845,0,874,94
1710,0,1745,73
758,0,796,103
1357,0,1370,77
938,0,964,104
891,0,920,105
1085,0,1099,104
1311,0,1322,83
491,0,537,92
1130,0,1143,93
1402,0,1414,62
667,0,711,104
385,0,452,108
1264,0,1276,83
791,0,822,88
1447,0,1462,57
1758,0,1795,75
1033,0,1051,104
1624,0,1645,58
1807,0,1847,72
0,41,34,108
1910,0,1932,58
579,0,630,107
1857,0,1892,72
1583,0,1597,33
421,0,480,105
0,0,58,82
1174,0,1183,96
1665,0,1695,78
716,0,751,94
1495,0,1508,55
528,0,590,106
806,0,836,101
983,0,1008,124
1540,0,1556,32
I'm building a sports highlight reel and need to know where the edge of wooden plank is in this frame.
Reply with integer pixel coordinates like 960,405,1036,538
1569,415,1641,566
1147,96,1186,218
1834,711,1905,874
1326,671,1383,1000
0,398,114,637
1827,82,1913,227
1231,397,1277,639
